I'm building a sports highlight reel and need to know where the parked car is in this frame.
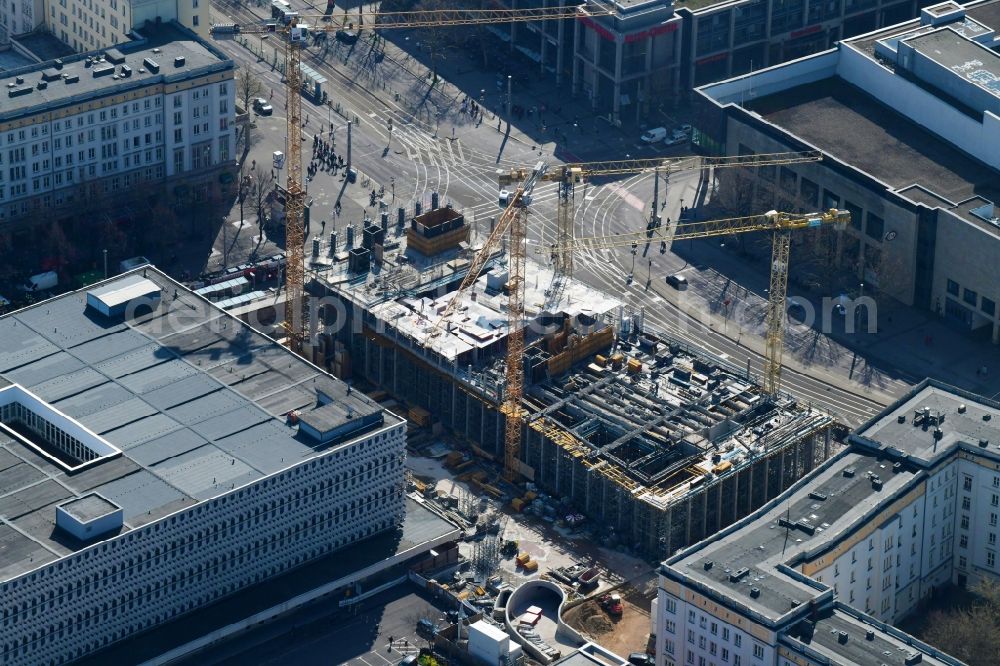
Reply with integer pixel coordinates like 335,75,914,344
399,657,417,666
335,29,358,44
676,123,693,134
663,132,688,146
640,127,667,143
253,98,273,115
628,653,654,666
666,273,688,289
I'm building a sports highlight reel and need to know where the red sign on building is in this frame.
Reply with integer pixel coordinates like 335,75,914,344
790,24,822,39
578,15,616,42
624,22,679,43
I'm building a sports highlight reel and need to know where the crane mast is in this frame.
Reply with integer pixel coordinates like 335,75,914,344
284,34,305,353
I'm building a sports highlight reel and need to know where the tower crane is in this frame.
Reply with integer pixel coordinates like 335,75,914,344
540,208,851,396
233,5,612,353
496,150,823,285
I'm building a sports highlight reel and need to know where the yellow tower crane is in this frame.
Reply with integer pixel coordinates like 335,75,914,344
541,209,851,396
496,151,823,284
234,5,613,353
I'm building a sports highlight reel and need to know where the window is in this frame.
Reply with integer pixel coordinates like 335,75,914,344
989,551,996,568
822,189,839,210
983,297,997,317
711,622,718,636
666,620,676,633
992,513,998,527
963,497,971,510
990,533,997,545
722,628,729,641
961,515,970,530
965,475,974,491
666,598,677,614
866,213,884,240
753,644,764,659
959,556,967,568
799,178,819,208
947,279,960,296
964,288,978,307
993,494,999,507
961,534,969,548
734,635,741,648
722,648,729,662
688,630,695,644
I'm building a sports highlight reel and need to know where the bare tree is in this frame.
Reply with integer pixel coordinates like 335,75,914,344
921,580,1000,666
249,163,276,229
236,66,264,114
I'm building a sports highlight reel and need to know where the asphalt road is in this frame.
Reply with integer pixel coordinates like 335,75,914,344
208,1,903,426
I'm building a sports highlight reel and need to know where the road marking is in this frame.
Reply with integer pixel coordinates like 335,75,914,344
455,140,465,162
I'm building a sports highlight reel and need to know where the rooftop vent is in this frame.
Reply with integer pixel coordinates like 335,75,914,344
8,86,32,98
958,404,967,414
15,76,24,84
54,58,63,69
838,631,849,644
904,653,923,665
893,462,903,473
980,439,989,448
866,629,875,641
729,567,750,582
85,57,92,67
105,48,126,64
985,414,992,421
36,81,47,90
750,587,761,598
897,414,906,424
120,64,132,77
92,63,115,78
56,493,123,541
703,561,713,571
843,467,856,478
933,428,943,440
41,68,61,81
152,47,162,53
174,55,186,67
143,57,160,73
808,491,827,501
64,74,79,84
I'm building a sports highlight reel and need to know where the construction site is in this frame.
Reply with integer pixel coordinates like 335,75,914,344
303,190,835,560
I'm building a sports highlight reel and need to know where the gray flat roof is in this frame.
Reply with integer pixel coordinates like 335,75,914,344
906,28,1000,98
59,494,120,522
782,606,951,666
0,267,397,582
0,24,231,121
748,78,1000,207
966,0,1000,31
854,382,1000,463
670,449,918,619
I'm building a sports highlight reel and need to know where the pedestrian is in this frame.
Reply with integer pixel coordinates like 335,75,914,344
497,119,501,132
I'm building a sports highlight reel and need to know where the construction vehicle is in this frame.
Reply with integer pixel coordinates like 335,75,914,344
233,6,615,354
599,592,623,616
543,209,851,396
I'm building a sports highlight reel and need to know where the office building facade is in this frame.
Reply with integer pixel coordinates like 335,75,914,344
0,269,407,665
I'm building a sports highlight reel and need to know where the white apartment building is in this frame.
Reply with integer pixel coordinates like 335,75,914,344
0,269,410,665
0,0,45,45
657,379,1000,666
0,22,234,237
0,0,211,53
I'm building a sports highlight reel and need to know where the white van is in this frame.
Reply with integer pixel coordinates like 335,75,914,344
640,127,667,143
21,271,58,292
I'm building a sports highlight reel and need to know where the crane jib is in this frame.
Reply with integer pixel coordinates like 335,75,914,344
807,218,822,227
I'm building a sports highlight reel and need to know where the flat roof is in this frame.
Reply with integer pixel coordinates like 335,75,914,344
906,28,1000,99
782,606,951,666
670,449,918,619
59,494,120,522
74,497,459,666
747,77,1000,206
854,382,1000,463
966,0,1000,30
0,24,231,121
87,274,161,309
0,268,396,582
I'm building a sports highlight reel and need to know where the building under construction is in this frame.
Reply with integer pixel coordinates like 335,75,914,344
312,198,832,559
